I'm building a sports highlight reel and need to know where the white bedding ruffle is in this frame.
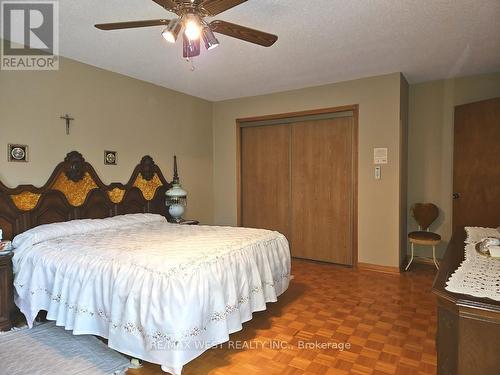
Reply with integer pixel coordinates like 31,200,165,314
12,214,291,375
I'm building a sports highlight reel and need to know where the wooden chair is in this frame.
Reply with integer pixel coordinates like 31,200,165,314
406,203,441,270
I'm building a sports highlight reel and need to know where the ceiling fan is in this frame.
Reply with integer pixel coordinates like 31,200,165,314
95,0,278,59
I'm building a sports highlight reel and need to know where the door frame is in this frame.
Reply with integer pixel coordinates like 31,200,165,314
236,105,359,266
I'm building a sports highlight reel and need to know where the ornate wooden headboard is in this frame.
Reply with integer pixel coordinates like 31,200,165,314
0,151,172,240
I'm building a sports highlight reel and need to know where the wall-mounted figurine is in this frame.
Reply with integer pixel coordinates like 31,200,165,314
60,114,75,135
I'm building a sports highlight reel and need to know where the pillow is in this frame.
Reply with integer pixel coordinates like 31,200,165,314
12,213,166,256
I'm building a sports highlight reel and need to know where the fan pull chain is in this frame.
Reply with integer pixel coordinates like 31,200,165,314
185,58,196,72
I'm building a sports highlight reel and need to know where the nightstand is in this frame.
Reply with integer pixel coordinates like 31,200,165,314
171,219,199,225
0,253,13,331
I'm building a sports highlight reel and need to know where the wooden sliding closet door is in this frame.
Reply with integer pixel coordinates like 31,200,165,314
241,124,290,239
291,117,354,265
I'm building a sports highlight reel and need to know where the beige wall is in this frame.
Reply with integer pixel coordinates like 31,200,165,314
213,73,406,268
0,56,214,224
408,71,500,257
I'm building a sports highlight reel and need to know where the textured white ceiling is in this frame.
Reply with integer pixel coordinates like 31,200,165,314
58,0,500,101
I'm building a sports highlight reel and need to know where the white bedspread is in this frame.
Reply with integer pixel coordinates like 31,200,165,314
12,214,291,375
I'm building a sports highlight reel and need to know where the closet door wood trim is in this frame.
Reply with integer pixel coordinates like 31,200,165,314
237,105,358,124
236,105,358,266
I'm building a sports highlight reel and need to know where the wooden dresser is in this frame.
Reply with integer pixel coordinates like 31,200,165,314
0,254,13,331
432,228,500,375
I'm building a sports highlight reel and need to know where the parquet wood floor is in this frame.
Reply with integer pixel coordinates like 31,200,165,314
128,260,437,375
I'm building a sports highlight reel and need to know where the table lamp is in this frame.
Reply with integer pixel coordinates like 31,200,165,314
165,156,187,222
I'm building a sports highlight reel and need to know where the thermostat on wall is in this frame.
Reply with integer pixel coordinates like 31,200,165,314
374,148,388,164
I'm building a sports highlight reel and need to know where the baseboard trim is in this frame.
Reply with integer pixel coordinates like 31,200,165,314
357,262,400,275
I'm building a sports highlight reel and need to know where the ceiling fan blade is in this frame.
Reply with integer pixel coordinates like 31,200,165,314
151,0,178,12
201,0,247,16
95,19,170,30
210,20,277,47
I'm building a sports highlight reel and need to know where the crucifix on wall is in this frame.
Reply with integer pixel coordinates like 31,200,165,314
60,114,75,135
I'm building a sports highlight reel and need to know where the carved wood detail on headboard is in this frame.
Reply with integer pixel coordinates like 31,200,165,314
0,151,172,240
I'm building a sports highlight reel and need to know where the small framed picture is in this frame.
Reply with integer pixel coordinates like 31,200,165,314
104,150,117,165
8,144,28,162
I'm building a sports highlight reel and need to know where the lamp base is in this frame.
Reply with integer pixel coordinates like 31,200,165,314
168,203,185,223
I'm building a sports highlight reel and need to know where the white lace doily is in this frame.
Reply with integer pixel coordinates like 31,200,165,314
445,227,500,301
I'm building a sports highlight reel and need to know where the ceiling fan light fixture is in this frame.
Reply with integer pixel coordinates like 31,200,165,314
202,26,219,50
161,18,182,43
184,14,201,41
95,1,279,62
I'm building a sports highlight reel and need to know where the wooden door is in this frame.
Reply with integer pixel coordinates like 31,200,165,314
241,124,291,239
453,97,500,229
291,117,354,265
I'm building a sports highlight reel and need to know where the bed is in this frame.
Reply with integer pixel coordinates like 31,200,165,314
0,152,291,374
